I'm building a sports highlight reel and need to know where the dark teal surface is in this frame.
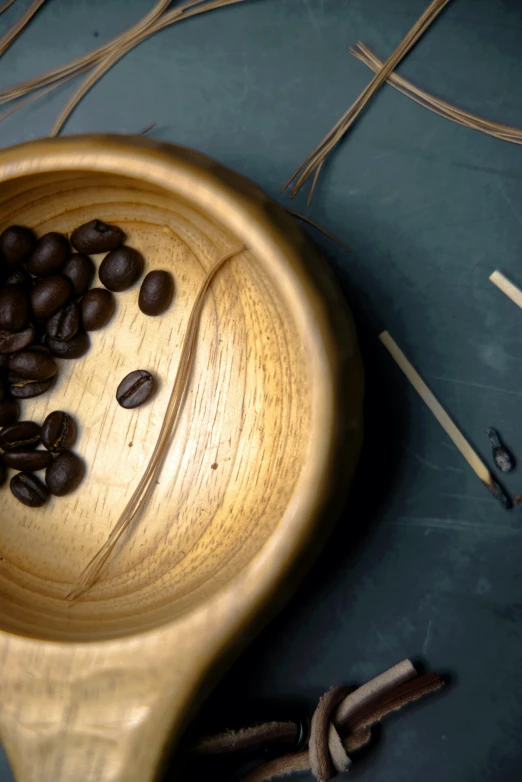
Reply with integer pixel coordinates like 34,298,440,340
2,1,522,780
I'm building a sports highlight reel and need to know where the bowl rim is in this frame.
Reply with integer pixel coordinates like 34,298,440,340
0,134,362,646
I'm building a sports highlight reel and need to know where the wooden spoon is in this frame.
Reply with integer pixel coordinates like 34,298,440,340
0,136,363,781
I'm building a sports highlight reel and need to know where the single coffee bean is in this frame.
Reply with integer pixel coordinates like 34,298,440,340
0,397,19,426
41,410,77,452
46,330,90,359
0,324,35,354
116,369,156,409
3,449,52,471
46,301,79,342
10,472,49,507
71,219,125,254
138,270,174,316
9,376,55,399
28,232,70,276
80,288,115,330
5,267,31,287
62,253,95,297
0,284,29,330
0,226,36,267
0,420,41,450
31,276,71,319
99,246,144,292
8,349,57,380
45,451,85,496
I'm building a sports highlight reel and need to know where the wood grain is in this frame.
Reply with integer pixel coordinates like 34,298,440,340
0,136,364,781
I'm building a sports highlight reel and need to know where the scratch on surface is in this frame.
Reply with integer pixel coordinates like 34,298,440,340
497,180,522,236
428,375,522,400
301,0,322,34
422,620,433,656
401,443,441,471
392,516,522,536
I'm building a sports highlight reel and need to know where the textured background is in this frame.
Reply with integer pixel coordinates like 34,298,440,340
2,1,522,780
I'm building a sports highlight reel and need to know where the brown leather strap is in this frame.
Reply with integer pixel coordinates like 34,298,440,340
192,660,444,781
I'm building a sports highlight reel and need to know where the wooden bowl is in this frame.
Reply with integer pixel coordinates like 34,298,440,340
0,135,363,781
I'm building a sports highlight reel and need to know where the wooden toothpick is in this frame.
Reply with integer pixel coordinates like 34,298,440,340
379,331,511,509
489,270,522,310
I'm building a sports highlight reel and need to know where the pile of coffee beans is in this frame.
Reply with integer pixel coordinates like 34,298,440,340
0,411,83,507
0,218,175,507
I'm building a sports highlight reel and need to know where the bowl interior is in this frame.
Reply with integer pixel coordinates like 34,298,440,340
0,170,314,641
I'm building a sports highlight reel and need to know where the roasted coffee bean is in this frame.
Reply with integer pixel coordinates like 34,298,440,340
99,246,144,292
0,324,35,354
8,349,57,380
80,288,115,331
0,284,29,330
116,369,156,409
62,253,95,297
9,376,55,399
28,232,70,276
3,449,52,471
138,270,174,316
31,276,71,319
0,397,19,426
46,301,79,342
71,219,125,254
0,421,40,450
45,451,84,496
41,411,77,453
0,226,35,267
46,331,90,359
10,472,49,507
5,267,31,287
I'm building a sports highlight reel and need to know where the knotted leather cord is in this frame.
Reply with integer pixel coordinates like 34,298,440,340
193,660,443,781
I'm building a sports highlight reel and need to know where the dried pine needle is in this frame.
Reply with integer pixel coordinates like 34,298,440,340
0,0,172,108
284,0,453,202
66,245,245,601
0,0,47,58
0,0,17,17
285,208,351,253
351,42,522,146
51,0,247,136
380,331,511,509
0,0,247,131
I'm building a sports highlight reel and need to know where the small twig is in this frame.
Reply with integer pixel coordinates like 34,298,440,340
285,209,351,253
379,331,511,509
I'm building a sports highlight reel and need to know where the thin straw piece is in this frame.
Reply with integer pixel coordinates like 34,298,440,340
66,245,245,601
490,270,522,309
379,331,511,509
0,0,47,58
351,42,522,145
284,0,452,200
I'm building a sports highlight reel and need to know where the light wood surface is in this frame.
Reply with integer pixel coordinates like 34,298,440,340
490,270,522,310
0,136,364,781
